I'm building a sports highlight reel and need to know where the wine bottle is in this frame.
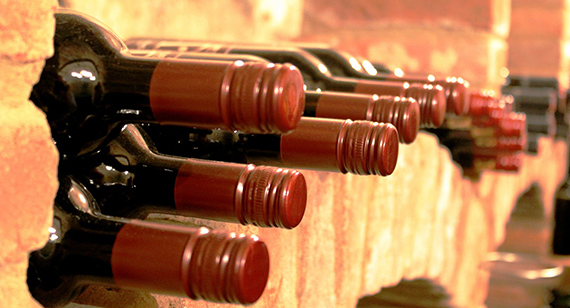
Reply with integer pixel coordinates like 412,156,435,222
27,175,271,307
125,38,447,128
130,49,420,144
142,117,400,176
31,10,305,161
553,139,570,255
74,124,307,229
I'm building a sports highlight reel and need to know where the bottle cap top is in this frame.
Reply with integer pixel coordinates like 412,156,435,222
277,169,308,228
230,235,271,304
404,83,446,128
239,166,307,229
495,136,526,152
498,112,526,137
469,92,501,117
187,230,270,305
444,78,469,116
369,96,420,144
495,154,521,171
338,120,399,176
225,62,305,134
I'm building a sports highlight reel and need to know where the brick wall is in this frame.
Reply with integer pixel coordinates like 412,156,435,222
0,1,59,308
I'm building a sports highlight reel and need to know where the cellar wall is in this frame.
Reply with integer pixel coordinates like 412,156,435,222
0,1,569,308
0,1,59,308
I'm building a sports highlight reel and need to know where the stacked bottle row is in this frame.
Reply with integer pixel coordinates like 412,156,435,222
29,7,534,307
29,9,314,307
429,90,527,178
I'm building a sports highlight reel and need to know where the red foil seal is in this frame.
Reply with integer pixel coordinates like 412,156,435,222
280,118,399,176
149,59,305,134
367,96,420,144
174,159,307,229
433,77,469,116
494,154,522,171
404,83,446,128
353,80,446,128
314,92,419,144
498,112,526,137
111,221,270,305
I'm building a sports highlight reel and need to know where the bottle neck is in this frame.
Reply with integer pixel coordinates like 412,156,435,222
28,177,126,307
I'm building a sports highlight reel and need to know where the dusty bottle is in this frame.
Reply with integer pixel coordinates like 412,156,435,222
73,124,307,229
27,175,271,307
31,10,305,161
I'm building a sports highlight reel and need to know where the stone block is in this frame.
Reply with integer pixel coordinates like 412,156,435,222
299,27,509,92
66,0,303,43
303,0,511,38
510,4,570,39
507,37,570,78
0,1,60,308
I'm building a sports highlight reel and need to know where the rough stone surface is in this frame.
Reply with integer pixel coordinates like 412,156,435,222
302,0,511,38
0,1,60,308
66,0,303,43
296,27,508,92
507,0,570,90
